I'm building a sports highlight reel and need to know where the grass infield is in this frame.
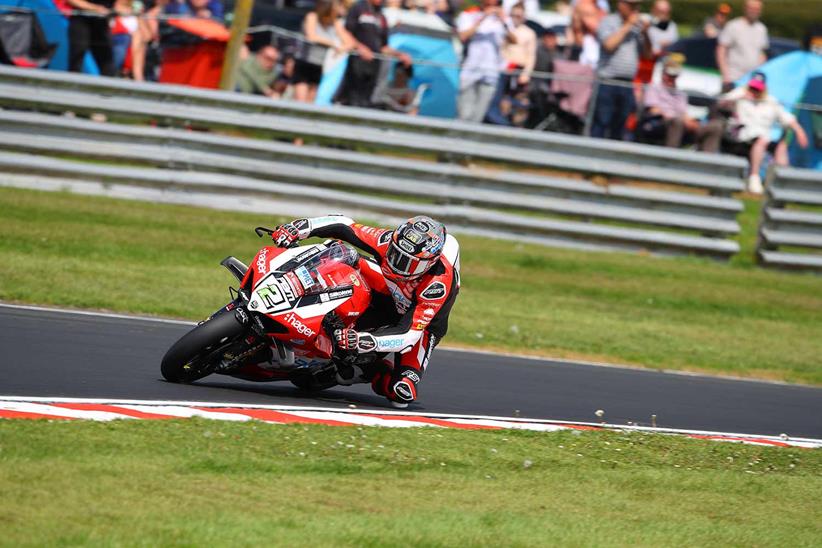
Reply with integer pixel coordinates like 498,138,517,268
0,187,820,384
0,419,820,547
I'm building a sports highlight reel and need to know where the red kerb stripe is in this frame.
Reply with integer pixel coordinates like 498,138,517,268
0,410,77,420
52,403,180,419
193,407,358,426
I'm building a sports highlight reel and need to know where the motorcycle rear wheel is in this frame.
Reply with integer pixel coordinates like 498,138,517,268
161,311,248,383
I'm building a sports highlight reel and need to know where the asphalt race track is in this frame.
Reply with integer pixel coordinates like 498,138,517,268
1,305,820,438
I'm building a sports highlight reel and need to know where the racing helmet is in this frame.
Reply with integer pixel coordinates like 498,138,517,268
384,216,446,278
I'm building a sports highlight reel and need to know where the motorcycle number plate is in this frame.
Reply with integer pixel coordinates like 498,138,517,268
252,274,297,314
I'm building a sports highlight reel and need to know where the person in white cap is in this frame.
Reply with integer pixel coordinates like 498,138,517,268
720,72,809,193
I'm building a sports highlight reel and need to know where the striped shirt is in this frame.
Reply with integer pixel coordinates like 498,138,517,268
596,14,643,80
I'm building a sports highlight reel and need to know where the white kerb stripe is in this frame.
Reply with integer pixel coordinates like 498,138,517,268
445,418,572,432
0,402,136,421
286,410,439,428
117,405,252,421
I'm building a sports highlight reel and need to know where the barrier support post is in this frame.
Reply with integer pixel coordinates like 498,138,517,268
219,0,255,91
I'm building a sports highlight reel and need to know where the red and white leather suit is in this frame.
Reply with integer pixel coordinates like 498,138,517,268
289,215,460,403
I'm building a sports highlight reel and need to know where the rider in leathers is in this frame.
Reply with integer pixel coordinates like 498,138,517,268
271,215,460,408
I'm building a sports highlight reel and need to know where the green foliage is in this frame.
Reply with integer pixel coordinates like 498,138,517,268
673,0,821,41
549,0,821,42
0,419,820,546
1,187,821,384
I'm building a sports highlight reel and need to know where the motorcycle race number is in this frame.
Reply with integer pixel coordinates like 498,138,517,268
251,274,298,314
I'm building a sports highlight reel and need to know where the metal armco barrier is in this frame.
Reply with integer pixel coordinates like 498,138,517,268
756,166,822,271
0,66,747,259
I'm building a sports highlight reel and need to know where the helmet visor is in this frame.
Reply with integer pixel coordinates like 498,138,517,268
386,240,436,277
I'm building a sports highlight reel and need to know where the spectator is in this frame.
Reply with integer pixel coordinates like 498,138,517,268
527,28,561,128
570,0,609,13
716,0,768,92
110,0,137,75
164,0,223,20
590,0,651,140
131,0,168,81
647,0,678,57
371,63,421,115
635,0,677,85
701,3,732,38
65,0,117,75
502,2,536,85
434,0,462,27
720,72,809,194
455,0,516,123
236,45,281,98
640,55,724,152
534,27,561,75
565,0,602,69
294,0,351,104
492,2,536,125
335,0,412,108
554,0,572,17
502,0,538,19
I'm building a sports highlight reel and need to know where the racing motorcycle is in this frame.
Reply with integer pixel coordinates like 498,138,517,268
161,227,378,391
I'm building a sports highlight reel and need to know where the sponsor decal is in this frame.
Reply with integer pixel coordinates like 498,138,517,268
320,293,329,303
234,307,249,325
349,273,360,287
347,311,360,317
249,300,258,309
422,308,435,319
357,334,377,352
293,218,310,231
393,381,414,402
413,221,430,233
386,282,412,314
380,337,405,349
283,313,316,337
312,216,342,226
402,370,421,383
420,281,446,300
276,277,296,301
289,338,306,345
293,246,322,264
256,248,269,275
414,322,427,330
295,266,315,289
425,238,444,254
404,230,422,244
327,288,354,300
398,239,416,253
378,231,392,246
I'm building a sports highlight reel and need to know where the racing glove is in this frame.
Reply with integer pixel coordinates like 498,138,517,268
333,329,377,354
334,328,359,352
272,223,300,248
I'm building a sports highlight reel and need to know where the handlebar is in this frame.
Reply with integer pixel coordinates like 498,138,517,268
255,226,275,238
255,226,299,248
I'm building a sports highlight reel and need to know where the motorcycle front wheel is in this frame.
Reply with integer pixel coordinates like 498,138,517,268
161,310,248,383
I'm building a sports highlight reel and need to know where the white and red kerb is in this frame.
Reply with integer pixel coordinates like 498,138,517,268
0,397,819,449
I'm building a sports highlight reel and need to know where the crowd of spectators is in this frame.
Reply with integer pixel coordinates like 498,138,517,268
50,0,812,191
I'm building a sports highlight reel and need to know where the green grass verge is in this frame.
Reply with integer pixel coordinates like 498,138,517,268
1,419,820,547
1,187,821,384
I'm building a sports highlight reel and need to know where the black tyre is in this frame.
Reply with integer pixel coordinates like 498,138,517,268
161,311,248,383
